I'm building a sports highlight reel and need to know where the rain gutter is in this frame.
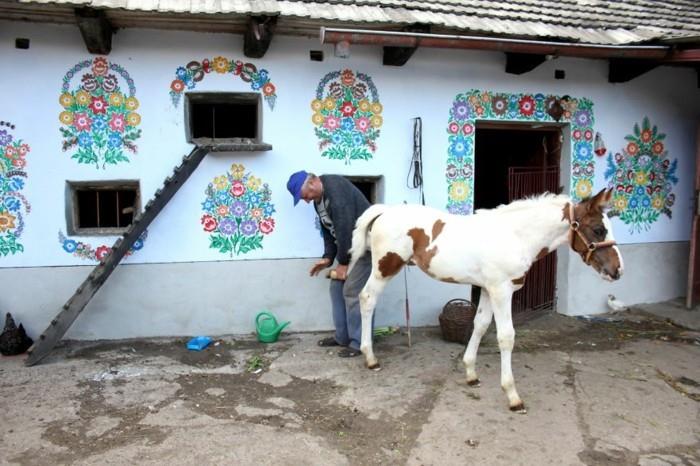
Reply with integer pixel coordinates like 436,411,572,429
320,27,677,60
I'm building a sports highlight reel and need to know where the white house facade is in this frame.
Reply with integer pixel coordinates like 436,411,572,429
1,0,698,341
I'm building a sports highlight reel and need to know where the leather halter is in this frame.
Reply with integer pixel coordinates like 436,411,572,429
567,202,616,265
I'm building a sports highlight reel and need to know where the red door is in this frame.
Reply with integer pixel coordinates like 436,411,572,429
686,125,700,308
508,166,559,321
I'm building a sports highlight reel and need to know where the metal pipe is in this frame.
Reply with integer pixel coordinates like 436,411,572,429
320,27,673,60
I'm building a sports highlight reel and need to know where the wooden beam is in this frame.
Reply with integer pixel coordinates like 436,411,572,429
505,52,547,75
383,24,430,67
244,16,277,59
75,7,113,55
609,58,659,83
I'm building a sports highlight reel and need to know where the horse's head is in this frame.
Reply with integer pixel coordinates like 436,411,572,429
567,188,623,281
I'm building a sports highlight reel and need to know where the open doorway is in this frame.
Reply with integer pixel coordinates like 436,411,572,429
474,123,562,210
474,122,563,321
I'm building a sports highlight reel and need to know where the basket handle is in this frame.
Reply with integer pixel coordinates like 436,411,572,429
445,298,471,306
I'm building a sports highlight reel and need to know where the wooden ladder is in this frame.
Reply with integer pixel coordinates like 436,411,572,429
25,145,210,366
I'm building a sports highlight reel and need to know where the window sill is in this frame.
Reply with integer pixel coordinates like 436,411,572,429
193,138,273,152
68,227,130,236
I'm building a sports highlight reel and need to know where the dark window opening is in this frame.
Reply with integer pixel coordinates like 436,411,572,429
185,92,271,151
345,176,383,204
68,181,140,235
191,102,257,139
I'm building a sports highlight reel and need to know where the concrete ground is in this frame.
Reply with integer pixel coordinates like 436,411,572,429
1,302,699,466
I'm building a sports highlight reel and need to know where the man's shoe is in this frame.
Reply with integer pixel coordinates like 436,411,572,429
338,348,361,358
317,337,341,347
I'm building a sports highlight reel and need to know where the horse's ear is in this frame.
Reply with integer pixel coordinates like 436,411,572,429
588,188,612,211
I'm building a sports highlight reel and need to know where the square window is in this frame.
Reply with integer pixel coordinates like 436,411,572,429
344,175,384,204
67,181,140,235
185,92,272,151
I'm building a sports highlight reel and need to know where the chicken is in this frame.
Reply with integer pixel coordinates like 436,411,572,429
607,294,629,313
0,312,34,356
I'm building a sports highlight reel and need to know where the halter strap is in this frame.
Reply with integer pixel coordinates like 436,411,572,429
567,203,617,264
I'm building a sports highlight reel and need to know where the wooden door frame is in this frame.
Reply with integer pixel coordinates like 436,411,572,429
686,124,700,308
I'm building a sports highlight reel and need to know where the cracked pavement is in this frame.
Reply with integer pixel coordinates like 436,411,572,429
1,312,698,465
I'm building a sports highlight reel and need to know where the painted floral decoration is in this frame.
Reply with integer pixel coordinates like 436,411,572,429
169,58,277,110
58,230,148,262
446,90,594,214
59,57,141,169
312,69,382,164
201,164,275,256
604,117,678,233
0,121,31,256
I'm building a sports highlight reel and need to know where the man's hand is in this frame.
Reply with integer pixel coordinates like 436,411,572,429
309,258,331,276
333,264,348,281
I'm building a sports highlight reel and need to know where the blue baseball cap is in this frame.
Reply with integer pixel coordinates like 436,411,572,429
287,170,308,206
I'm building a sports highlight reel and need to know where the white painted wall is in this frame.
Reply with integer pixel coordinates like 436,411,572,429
0,261,468,339
558,241,689,315
1,21,698,338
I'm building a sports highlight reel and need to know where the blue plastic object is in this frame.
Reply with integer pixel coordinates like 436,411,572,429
186,336,213,351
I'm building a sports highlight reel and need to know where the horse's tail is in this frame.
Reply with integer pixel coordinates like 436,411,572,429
348,204,388,275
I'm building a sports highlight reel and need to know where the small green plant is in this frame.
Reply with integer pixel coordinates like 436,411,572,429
373,326,398,337
246,355,265,372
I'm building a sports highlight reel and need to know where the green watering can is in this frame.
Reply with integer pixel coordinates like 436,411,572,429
255,311,290,343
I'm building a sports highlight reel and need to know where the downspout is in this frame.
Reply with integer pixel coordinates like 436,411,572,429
320,27,673,60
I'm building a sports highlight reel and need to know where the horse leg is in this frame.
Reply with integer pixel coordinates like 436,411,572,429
359,273,391,369
463,289,494,386
488,284,526,413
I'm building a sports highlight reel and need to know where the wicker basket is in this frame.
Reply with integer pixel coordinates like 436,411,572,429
438,298,477,344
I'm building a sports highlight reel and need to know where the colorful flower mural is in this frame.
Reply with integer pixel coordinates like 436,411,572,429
446,90,594,214
604,117,678,233
58,230,148,262
59,57,141,169
201,164,275,256
312,69,382,164
169,58,277,110
0,121,31,256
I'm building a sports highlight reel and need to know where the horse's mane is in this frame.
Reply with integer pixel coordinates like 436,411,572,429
474,192,569,216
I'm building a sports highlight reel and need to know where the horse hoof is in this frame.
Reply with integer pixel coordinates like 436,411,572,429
467,379,481,387
367,361,381,371
509,403,527,414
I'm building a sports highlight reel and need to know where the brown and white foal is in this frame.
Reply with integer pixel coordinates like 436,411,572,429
347,189,623,412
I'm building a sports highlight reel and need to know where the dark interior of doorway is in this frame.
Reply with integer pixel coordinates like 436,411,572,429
474,125,561,210
472,124,562,321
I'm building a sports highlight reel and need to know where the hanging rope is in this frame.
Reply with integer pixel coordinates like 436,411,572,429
407,117,425,205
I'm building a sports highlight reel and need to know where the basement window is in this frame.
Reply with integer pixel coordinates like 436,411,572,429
345,175,384,204
67,181,140,235
185,92,272,151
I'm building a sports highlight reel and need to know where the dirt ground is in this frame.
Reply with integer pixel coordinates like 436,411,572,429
1,308,699,465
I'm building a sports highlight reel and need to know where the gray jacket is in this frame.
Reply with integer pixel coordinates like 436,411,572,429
315,175,370,265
